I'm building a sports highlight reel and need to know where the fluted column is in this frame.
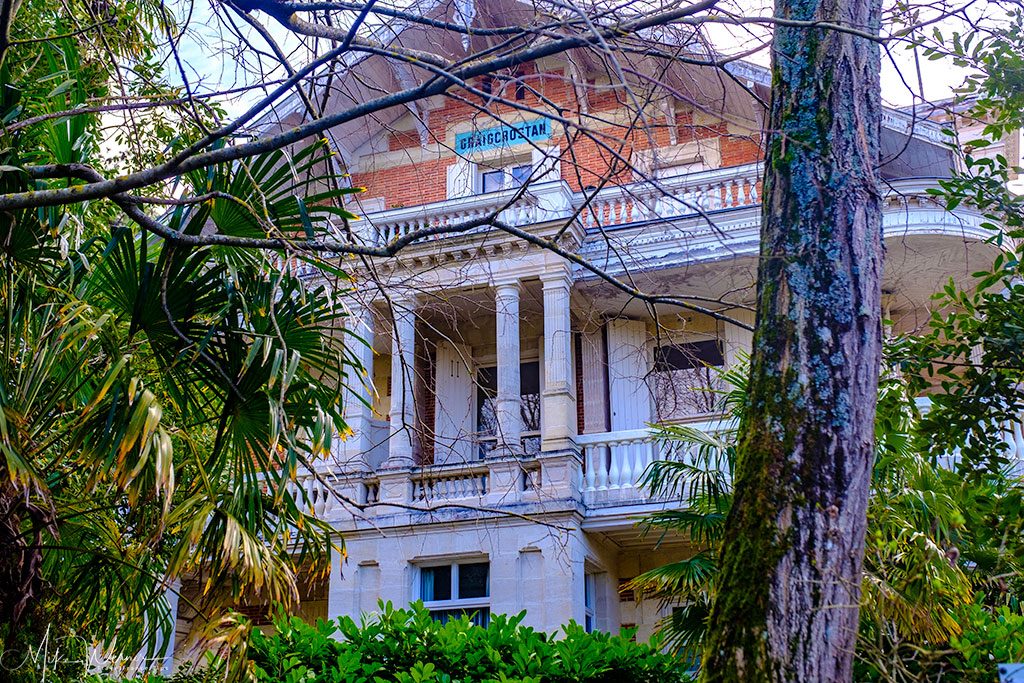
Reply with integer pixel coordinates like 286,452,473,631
495,281,523,455
541,268,577,452
385,298,417,467
343,304,376,472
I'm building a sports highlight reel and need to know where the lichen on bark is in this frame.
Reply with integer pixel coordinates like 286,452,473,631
700,0,883,679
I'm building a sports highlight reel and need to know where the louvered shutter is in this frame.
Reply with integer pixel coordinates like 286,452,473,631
433,341,475,464
580,327,608,433
723,309,755,368
446,159,475,198
606,319,651,430
531,145,562,184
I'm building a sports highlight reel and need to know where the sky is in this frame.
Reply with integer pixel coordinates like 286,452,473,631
164,0,1008,119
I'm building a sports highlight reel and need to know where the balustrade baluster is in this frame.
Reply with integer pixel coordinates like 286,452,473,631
619,443,634,488
607,444,622,489
595,446,609,490
584,448,597,491
709,183,722,210
634,442,652,487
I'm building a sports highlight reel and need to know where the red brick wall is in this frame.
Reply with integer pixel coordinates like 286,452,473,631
350,62,763,210
575,332,585,435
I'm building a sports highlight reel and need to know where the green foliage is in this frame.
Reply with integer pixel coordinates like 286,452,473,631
248,603,692,683
82,603,692,683
945,603,1024,681
0,0,364,674
629,360,1024,678
895,8,1024,483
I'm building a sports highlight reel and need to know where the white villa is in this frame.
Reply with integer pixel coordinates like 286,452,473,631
166,0,1022,665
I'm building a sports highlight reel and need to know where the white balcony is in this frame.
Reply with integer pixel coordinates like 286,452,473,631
290,401,1024,526
352,180,576,246
577,163,762,230
348,164,766,248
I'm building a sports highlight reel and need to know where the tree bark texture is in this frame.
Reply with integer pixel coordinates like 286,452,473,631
701,0,883,679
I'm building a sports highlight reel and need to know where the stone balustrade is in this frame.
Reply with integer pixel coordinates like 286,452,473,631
352,180,576,246
578,164,762,229
289,400,1024,521
411,464,490,502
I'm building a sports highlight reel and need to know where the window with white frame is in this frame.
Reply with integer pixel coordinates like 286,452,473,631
419,561,490,626
479,163,532,193
584,573,597,633
651,339,725,421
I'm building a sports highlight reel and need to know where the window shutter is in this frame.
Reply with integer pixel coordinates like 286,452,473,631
580,328,608,434
531,145,562,184
446,158,475,198
433,341,475,464
606,319,650,431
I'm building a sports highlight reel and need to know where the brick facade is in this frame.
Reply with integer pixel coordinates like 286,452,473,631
349,60,764,211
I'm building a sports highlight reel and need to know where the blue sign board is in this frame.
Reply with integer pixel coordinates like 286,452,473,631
455,119,550,154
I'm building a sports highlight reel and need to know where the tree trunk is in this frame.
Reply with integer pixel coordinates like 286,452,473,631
701,0,883,679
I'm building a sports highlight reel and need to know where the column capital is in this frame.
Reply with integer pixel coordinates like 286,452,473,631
493,278,522,296
539,263,573,287
385,294,422,315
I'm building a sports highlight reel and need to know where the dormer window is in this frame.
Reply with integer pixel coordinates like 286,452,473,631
480,163,532,193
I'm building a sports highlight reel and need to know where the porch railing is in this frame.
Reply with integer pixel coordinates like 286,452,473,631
411,464,489,502
577,417,730,503
291,402,1024,519
353,180,576,246
577,163,762,230
349,164,766,247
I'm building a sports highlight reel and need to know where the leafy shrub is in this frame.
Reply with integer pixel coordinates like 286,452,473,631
943,603,1024,682
855,600,1024,682
84,603,690,683
247,602,690,683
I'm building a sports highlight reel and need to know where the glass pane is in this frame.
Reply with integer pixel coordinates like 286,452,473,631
478,439,497,459
421,565,451,601
478,363,541,432
520,361,541,431
477,366,498,393
510,164,532,185
520,361,540,393
458,562,489,599
481,170,504,193
476,367,498,435
652,366,722,420
653,340,724,372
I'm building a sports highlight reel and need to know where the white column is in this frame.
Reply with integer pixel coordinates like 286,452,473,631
343,304,376,472
495,281,523,455
541,269,577,452
385,299,417,467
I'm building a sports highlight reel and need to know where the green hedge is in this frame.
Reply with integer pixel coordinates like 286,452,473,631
247,602,692,683
92,603,692,683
